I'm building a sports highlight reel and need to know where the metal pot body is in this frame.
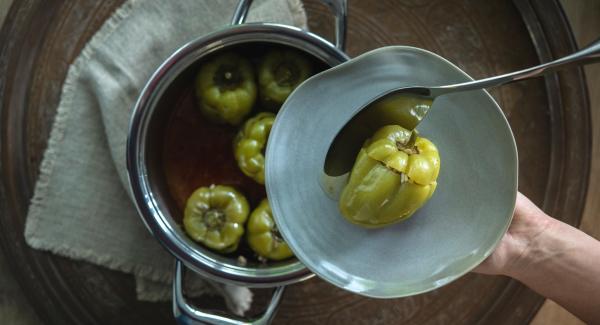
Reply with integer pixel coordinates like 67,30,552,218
126,0,348,323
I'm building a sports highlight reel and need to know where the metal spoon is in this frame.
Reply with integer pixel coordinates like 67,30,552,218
324,37,600,177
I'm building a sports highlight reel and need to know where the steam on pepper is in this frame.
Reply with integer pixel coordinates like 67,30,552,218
247,199,294,261
258,49,312,109
234,112,275,184
339,125,440,228
195,52,257,125
183,185,249,253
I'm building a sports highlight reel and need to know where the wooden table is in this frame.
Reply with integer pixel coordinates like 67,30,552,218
0,0,597,324
531,1,600,324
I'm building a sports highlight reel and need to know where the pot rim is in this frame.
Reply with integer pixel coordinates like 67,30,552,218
127,22,349,287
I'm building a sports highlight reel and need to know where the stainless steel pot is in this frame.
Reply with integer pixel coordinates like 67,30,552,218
126,0,349,323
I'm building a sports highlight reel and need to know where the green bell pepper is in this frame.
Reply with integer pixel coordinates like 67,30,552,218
258,49,312,109
339,125,440,228
183,185,249,253
247,199,293,261
366,94,433,131
195,52,257,125
234,112,275,184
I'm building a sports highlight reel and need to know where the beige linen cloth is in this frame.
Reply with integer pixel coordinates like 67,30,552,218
24,0,306,316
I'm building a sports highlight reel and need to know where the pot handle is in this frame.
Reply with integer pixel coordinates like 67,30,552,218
173,260,285,325
231,0,347,51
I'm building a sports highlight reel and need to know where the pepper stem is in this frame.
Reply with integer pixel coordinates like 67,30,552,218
214,64,243,91
204,209,226,230
396,131,419,154
274,62,300,87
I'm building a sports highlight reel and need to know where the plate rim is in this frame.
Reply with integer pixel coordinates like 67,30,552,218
266,45,519,298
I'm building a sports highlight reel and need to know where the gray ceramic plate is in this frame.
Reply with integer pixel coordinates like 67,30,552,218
265,46,518,298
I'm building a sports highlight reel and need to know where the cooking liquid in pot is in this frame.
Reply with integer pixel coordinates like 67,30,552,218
162,89,266,219
162,87,266,260
161,44,328,261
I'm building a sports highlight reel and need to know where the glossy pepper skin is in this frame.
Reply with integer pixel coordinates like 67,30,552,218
195,52,257,125
258,49,312,109
339,125,440,228
247,199,294,260
234,112,275,184
183,185,249,253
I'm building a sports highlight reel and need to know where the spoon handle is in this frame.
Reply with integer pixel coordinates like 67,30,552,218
432,37,600,96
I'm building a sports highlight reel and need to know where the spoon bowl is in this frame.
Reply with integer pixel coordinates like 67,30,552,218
323,87,433,177
325,37,599,177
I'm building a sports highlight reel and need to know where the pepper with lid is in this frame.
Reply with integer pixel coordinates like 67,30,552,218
183,185,250,253
339,125,440,228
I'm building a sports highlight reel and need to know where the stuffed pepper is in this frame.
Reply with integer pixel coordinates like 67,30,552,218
339,125,440,228
183,185,249,253
247,199,293,261
195,52,257,125
234,112,275,184
258,49,312,109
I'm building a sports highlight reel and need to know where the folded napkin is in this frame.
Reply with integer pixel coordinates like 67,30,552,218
24,0,306,315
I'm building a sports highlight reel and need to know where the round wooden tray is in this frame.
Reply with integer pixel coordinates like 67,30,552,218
0,0,590,324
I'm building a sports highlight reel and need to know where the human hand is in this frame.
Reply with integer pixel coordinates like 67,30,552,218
473,192,554,276
472,192,600,324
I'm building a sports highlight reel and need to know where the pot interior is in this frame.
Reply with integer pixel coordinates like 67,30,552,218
143,40,334,279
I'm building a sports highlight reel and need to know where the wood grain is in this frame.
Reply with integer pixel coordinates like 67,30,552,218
560,0,600,246
0,0,596,324
0,0,11,22
0,4,41,325
531,1,600,324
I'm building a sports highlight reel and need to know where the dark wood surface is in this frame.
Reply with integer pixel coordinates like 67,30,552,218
0,0,591,324
533,1,600,323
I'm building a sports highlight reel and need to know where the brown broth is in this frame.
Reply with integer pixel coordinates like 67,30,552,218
160,44,329,261
162,88,266,223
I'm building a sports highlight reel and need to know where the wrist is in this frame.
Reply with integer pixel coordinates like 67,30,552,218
501,208,556,279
